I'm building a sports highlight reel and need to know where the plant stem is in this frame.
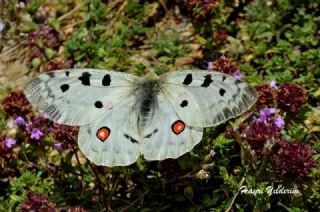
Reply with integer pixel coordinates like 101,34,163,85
121,190,149,212
225,177,245,212
88,160,108,209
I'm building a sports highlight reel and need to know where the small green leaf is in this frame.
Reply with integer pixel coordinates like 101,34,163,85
44,48,56,59
184,186,194,201
32,58,41,68
214,134,234,148
49,20,61,31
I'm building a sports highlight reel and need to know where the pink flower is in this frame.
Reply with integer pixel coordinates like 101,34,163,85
269,80,278,89
4,137,16,148
274,116,285,128
0,23,5,32
54,143,63,153
258,108,276,123
207,61,214,70
233,70,243,80
30,128,43,140
13,116,26,127
261,107,275,114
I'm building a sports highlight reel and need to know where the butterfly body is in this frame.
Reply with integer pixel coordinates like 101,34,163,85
134,73,161,132
25,69,258,166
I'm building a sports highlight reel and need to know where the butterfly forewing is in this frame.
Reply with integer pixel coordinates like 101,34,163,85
25,69,138,126
161,71,258,127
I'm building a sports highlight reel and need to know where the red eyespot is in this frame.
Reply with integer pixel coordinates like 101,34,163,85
96,127,111,141
171,120,185,135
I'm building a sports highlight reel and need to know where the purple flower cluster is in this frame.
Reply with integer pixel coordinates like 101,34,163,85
30,128,44,140
28,25,60,48
246,108,285,155
13,116,45,141
272,141,318,177
54,143,63,153
4,137,16,148
1,90,32,119
207,61,213,70
255,81,308,113
12,116,26,127
253,108,285,128
51,123,79,152
208,55,243,80
27,25,60,59
10,115,73,152
233,70,243,80
19,192,56,211
244,106,317,177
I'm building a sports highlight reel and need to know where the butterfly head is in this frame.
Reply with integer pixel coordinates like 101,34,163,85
143,71,160,81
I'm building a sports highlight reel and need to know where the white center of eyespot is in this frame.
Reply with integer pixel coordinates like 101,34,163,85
104,101,113,110
178,92,188,100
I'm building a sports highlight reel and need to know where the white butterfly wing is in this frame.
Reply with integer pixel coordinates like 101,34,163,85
78,95,140,166
161,70,258,127
141,92,203,161
25,69,257,166
25,69,138,126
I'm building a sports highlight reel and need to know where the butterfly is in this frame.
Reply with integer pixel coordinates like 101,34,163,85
25,69,258,166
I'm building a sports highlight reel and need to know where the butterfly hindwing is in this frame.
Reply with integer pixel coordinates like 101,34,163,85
78,94,140,166
161,70,258,127
25,69,138,126
141,92,203,161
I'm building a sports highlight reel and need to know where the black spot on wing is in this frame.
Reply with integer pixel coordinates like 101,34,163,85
235,79,242,85
180,100,188,107
124,134,139,143
102,74,111,86
60,84,69,92
28,78,42,88
144,129,158,139
45,105,56,115
238,101,247,111
242,94,252,107
65,71,70,76
201,74,213,87
219,88,226,97
94,101,103,108
45,105,61,122
183,74,193,85
52,111,61,121
223,108,233,118
78,72,91,86
87,127,92,135
230,87,241,102
47,72,55,78
47,87,54,98
222,76,226,82
216,113,225,123
232,93,237,101
245,86,258,98
137,116,141,127
232,107,240,115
